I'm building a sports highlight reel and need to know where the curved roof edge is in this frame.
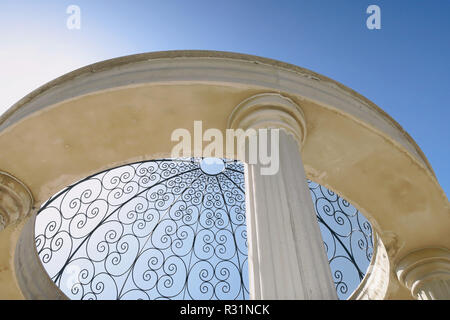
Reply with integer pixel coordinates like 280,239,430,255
0,50,435,177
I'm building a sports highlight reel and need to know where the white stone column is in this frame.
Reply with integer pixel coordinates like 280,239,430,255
228,93,337,300
396,247,450,300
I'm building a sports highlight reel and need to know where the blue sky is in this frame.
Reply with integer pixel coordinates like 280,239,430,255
1,0,449,197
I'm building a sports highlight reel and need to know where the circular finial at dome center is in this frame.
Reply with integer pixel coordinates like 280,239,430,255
200,158,225,175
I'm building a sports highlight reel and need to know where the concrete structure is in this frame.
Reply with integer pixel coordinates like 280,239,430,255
0,51,448,299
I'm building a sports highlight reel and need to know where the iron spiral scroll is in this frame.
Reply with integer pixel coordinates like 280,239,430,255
35,159,249,300
308,180,373,300
35,159,373,300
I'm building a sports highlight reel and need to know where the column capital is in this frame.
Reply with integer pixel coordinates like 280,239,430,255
0,171,33,230
396,247,450,299
227,93,307,146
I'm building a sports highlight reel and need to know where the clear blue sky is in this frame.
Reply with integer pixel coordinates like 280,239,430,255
1,0,449,197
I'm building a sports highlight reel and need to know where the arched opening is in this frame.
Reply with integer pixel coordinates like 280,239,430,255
27,158,376,300
34,158,249,300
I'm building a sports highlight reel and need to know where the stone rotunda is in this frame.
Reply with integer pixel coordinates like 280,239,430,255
0,51,448,300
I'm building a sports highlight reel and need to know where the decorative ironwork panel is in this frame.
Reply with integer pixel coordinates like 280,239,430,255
35,158,249,300
35,158,373,300
308,180,374,300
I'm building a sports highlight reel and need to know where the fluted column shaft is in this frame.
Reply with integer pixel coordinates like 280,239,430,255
246,130,336,299
229,93,337,299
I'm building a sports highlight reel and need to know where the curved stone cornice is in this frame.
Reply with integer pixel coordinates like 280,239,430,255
0,50,434,177
0,171,33,230
227,93,307,147
396,247,450,299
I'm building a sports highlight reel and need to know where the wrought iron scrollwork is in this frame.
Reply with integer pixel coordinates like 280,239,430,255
35,159,249,300
35,158,373,300
308,180,373,300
